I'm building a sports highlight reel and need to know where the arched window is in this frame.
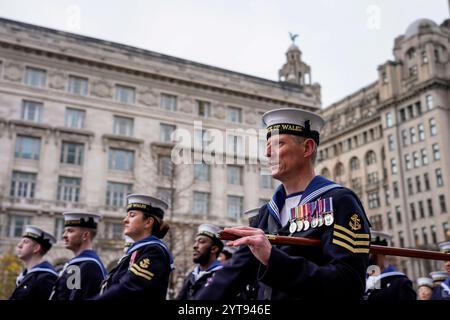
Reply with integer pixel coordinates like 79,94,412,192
334,162,345,179
321,168,331,179
406,47,416,60
365,150,377,165
349,157,360,171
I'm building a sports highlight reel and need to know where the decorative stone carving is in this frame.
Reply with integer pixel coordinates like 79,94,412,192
311,83,321,105
245,109,256,125
138,88,157,106
8,121,51,142
92,80,113,98
213,103,225,119
4,62,23,82
102,134,144,156
49,71,66,90
179,95,193,113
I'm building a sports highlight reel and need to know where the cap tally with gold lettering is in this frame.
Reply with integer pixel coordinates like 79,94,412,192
63,211,102,229
22,225,56,251
416,277,433,289
263,108,325,145
438,241,450,253
197,224,224,250
127,194,168,219
429,271,449,285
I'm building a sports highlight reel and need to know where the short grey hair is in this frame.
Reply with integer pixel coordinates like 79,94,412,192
292,136,318,163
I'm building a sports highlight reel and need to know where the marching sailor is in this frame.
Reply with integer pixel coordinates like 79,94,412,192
430,241,450,300
364,230,416,301
50,212,106,300
196,108,371,300
95,194,173,300
177,224,224,300
9,226,58,300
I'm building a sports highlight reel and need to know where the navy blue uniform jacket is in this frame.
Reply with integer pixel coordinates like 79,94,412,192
176,261,223,300
95,236,173,300
365,267,416,301
196,177,371,300
431,279,450,300
9,261,58,300
50,250,106,300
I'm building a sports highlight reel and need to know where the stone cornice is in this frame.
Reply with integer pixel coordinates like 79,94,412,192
0,18,320,110
378,78,450,110
102,133,144,145
321,114,381,143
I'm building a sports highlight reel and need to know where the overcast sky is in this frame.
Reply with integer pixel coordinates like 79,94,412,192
0,0,447,107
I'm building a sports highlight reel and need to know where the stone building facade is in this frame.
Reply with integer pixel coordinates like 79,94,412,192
0,18,320,297
317,18,450,281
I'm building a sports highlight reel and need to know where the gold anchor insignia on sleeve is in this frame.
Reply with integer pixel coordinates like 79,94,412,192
139,258,150,269
349,214,361,231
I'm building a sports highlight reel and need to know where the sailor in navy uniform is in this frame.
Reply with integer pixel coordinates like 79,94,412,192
416,277,433,300
364,230,416,301
50,212,106,300
9,226,58,300
431,241,450,300
177,224,224,300
95,194,173,300
196,108,371,300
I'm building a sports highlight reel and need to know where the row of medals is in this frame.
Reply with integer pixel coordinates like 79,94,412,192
289,212,334,234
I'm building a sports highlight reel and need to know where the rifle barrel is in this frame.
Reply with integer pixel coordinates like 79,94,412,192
219,231,450,261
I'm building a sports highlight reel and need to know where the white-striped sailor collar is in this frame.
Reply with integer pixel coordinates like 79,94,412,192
268,175,341,226
192,260,223,282
16,261,58,285
120,235,174,270
441,277,450,295
365,265,408,291
65,250,107,278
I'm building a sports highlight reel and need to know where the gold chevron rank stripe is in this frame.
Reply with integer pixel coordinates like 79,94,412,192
334,224,369,239
332,224,370,254
130,263,154,280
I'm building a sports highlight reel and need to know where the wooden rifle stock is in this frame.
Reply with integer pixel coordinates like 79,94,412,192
219,231,450,261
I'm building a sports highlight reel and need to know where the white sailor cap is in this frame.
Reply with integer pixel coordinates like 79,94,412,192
370,230,393,246
126,194,169,219
429,271,449,284
438,241,450,254
242,208,259,219
22,225,56,250
416,277,434,289
197,224,223,249
262,108,325,145
222,244,239,256
63,211,102,229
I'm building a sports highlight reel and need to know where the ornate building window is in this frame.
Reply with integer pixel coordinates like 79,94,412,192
349,157,360,171
10,171,36,198
65,108,86,129
113,116,134,137
57,176,81,202
60,142,84,165
161,93,177,111
68,75,88,96
106,181,132,207
193,191,210,216
365,151,377,165
24,67,46,88
22,100,42,123
115,84,135,104
15,135,41,160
